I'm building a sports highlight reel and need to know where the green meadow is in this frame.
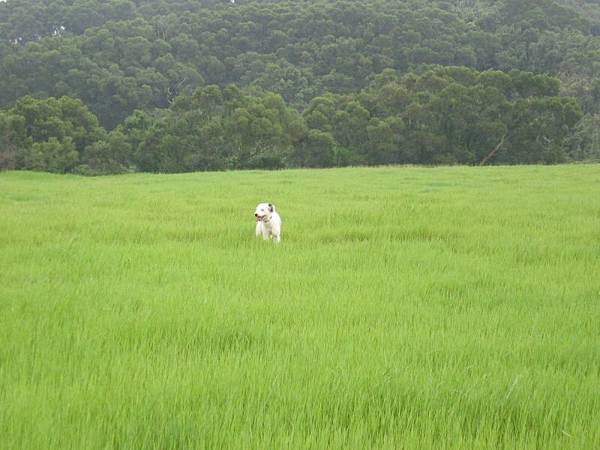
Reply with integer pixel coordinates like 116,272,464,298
1,166,599,449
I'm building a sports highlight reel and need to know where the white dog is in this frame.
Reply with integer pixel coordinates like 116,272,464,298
254,202,282,243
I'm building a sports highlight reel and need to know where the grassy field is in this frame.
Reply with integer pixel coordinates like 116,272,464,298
1,165,599,449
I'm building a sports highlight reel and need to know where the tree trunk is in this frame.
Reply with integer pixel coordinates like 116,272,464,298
479,134,506,166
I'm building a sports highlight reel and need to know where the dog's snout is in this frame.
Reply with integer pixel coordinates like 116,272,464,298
254,213,258,217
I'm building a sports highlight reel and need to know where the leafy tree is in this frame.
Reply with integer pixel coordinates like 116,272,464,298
565,114,600,161
78,130,132,174
12,96,104,154
29,137,78,173
291,130,336,168
0,112,30,170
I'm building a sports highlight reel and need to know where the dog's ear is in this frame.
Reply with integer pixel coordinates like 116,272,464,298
268,203,274,212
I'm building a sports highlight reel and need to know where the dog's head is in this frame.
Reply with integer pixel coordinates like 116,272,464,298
255,202,274,222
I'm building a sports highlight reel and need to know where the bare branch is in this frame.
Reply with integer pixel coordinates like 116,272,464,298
479,134,506,166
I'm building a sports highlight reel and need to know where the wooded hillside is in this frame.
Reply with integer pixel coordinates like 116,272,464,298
1,0,599,173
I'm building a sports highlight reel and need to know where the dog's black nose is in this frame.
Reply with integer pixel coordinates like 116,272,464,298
254,213,258,217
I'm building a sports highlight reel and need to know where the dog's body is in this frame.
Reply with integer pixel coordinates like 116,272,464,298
255,202,282,243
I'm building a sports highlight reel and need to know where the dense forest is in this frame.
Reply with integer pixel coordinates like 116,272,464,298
1,0,599,173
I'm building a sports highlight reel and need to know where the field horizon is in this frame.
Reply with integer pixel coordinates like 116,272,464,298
1,165,599,449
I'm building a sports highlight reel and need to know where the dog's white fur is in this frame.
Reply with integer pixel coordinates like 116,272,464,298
255,202,281,243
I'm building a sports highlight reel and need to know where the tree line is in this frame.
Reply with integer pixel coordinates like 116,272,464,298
1,0,600,172
1,67,591,173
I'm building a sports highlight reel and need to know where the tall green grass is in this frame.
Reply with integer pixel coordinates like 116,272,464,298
1,166,599,449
